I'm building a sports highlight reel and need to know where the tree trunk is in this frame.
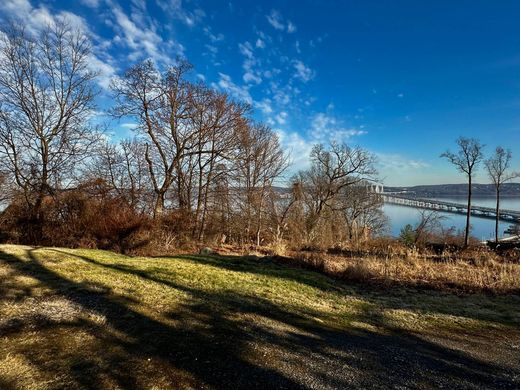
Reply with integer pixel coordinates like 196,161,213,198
495,187,500,244
154,191,165,218
464,175,472,247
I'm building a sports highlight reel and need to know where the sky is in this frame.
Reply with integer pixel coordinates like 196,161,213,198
1,0,520,186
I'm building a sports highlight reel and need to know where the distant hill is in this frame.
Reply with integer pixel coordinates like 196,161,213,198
384,183,520,197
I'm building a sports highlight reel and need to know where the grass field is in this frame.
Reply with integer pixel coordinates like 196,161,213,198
0,244,519,389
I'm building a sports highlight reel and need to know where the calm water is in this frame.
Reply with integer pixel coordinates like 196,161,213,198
383,196,520,240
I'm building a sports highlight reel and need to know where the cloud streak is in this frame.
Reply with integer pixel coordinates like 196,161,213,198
266,9,296,33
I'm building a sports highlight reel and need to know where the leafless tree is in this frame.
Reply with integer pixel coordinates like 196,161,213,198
485,147,520,243
0,171,12,207
187,85,248,239
300,142,377,242
441,137,484,247
414,210,445,245
233,122,288,246
92,138,149,211
0,20,99,226
341,185,386,242
111,59,194,217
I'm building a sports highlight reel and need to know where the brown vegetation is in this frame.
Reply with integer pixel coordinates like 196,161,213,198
280,244,520,294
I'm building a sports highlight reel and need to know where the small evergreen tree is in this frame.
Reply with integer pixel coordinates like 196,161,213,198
399,224,416,247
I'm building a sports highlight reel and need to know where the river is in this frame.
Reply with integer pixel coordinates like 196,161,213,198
383,196,520,240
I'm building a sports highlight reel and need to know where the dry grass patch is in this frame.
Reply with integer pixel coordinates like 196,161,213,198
290,249,520,293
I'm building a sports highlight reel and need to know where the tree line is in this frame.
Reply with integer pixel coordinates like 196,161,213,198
0,21,383,252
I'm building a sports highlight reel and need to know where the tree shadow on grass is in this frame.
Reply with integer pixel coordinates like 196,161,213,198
159,253,520,328
0,248,518,389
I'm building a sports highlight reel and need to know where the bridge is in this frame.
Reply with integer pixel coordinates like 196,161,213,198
382,194,520,224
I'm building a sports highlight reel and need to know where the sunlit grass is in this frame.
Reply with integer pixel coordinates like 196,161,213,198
2,245,519,333
1,244,519,389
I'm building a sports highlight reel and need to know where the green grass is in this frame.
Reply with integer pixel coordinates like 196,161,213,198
1,244,519,389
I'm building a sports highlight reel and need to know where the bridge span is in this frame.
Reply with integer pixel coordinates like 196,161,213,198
382,194,520,224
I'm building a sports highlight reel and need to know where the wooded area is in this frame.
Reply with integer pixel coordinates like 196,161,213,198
0,21,383,253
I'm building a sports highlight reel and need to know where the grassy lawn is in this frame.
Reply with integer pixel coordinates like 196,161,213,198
0,244,519,389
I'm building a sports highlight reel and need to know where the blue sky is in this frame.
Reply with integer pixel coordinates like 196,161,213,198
1,0,520,186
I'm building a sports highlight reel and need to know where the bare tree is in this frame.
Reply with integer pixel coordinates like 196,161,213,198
0,20,99,228
485,147,520,243
300,142,377,242
187,85,248,239
111,59,195,217
0,170,12,207
341,185,386,242
92,138,149,211
441,137,484,247
413,210,445,245
233,122,288,246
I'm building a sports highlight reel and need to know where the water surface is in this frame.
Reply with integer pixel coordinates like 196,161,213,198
383,196,520,240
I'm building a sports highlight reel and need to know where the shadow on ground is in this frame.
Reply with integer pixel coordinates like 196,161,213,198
0,248,518,389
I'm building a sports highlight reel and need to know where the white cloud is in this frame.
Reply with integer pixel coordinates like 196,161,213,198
269,81,295,106
238,41,254,59
375,153,431,184
275,111,288,125
0,0,32,20
156,0,205,26
80,0,100,8
266,9,284,30
212,73,252,104
0,0,117,90
266,9,296,33
255,38,265,49
376,153,430,171
293,60,314,82
254,98,273,115
238,41,263,85
310,112,367,142
87,54,117,89
120,122,139,129
243,72,262,85
275,129,314,173
110,4,183,63
203,27,224,43
271,109,369,175
205,44,218,54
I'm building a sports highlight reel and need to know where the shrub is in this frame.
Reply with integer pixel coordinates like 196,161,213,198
399,224,416,247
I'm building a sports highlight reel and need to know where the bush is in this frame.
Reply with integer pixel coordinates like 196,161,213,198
0,182,151,253
399,224,416,247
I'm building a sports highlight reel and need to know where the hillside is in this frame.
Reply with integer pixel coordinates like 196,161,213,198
0,245,519,389
385,183,520,197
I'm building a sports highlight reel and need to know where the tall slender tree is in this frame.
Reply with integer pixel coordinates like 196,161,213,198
0,20,99,238
485,147,519,243
441,137,484,247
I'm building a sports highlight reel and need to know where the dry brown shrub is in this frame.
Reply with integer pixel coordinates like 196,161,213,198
0,182,151,253
284,243,520,294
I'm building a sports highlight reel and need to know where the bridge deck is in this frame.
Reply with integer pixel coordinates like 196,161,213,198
382,194,520,222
